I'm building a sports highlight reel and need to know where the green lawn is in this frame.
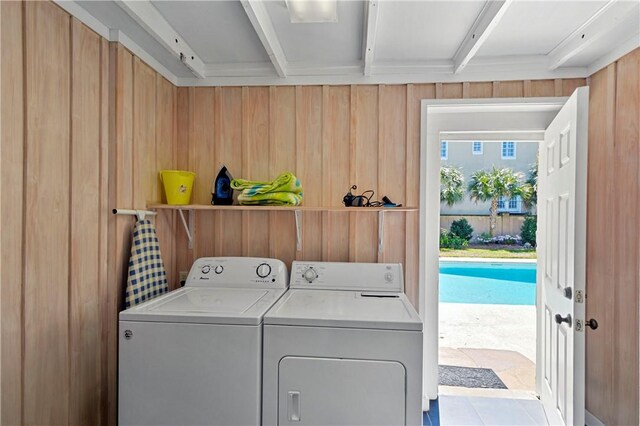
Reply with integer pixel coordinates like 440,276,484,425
440,246,537,259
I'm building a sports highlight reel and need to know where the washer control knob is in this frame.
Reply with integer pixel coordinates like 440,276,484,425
303,267,318,283
384,272,394,282
214,265,223,274
201,265,211,274
257,263,271,278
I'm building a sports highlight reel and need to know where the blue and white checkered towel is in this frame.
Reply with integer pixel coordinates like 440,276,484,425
125,219,168,308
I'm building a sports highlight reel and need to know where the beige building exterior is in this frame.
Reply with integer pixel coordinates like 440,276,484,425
441,140,538,216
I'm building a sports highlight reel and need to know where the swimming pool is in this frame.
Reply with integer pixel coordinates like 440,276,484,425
439,261,536,305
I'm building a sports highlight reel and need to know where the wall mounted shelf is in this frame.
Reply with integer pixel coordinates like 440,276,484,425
148,204,418,253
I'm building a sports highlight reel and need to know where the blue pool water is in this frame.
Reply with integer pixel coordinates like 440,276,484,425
439,261,536,305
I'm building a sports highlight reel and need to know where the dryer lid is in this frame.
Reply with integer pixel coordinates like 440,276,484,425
264,289,422,331
120,287,286,325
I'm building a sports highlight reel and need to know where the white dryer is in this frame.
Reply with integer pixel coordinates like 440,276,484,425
118,257,289,426
262,261,423,426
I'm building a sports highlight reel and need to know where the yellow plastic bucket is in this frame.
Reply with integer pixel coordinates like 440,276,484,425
160,170,195,205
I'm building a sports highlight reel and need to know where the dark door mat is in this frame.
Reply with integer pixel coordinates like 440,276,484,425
438,365,507,389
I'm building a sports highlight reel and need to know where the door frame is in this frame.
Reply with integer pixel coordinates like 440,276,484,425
418,97,569,409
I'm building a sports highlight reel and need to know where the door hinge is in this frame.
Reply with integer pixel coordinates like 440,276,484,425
575,290,584,303
575,319,584,332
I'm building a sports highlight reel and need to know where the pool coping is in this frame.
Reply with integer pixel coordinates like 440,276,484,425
439,257,537,264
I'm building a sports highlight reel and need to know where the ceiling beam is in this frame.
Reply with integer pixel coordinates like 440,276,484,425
452,0,513,74
115,0,205,78
548,0,639,70
363,0,380,76
240,0,288,78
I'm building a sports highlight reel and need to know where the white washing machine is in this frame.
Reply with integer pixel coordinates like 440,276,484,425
118,257,289,426
262,261,423,426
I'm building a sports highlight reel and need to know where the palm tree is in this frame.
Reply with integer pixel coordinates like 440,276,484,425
440,166,465,207
468,167,533,236
523,161,538,209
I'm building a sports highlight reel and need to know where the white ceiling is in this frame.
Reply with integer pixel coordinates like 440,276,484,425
152,1,270,64
60,0,640,86
264,0,365,66
476,1,608,57
375,1,486,61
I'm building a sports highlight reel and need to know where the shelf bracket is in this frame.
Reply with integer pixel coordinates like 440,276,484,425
178,209,194,249
378,210,384,255
294,209,302,252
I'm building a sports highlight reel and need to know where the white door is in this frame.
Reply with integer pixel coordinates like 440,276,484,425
536,87,589,425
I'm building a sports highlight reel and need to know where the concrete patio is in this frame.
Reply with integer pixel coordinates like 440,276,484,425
439,302,536,397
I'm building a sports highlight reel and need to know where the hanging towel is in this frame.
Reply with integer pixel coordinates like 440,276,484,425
231,172,302,195
125,219,169,308
236,191,303,206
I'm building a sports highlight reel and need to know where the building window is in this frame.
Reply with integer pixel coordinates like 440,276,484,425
498,195,522,213
472,141,483,155
501,141,516,159
441,141,448,160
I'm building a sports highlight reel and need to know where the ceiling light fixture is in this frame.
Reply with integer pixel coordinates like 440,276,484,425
285,0,338,23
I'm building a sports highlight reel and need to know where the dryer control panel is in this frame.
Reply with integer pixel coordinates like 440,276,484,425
291,261,403,292
186,257,289,289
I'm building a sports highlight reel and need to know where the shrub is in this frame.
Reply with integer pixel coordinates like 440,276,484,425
450,218,474,241
440,228,469,249
477,232,493,244
521,216,537,247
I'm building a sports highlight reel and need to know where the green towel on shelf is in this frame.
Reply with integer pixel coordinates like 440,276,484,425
231,172,302,195
237,191,303,206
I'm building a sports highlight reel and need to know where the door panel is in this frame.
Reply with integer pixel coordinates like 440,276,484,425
537,87,589,425
278,357,406,426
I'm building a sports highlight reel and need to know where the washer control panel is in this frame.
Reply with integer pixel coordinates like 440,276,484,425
291,261,404,292
186,257,289,289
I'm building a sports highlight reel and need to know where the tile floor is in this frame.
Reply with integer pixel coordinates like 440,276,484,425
423,395,551,426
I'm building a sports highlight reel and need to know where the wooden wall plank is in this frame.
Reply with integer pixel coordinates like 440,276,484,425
404,84,435,307
0,1,24,423
295,86,323,260
585,63,616,424
191,88,216,257
269,87,297,266
114,45,134,313
442,83,463,99
465,82,493,98
494,80,524,97
24,2,71,423
214,87,243,257
378,85,407,271
528,80,556,97
241,87,271,258
98,36,111,425
563,78,587,97
612,48,639,426
321,86,350,262
348,85,377,262
155,76,176,287
132,58,157,208
174,87,194,283
69,19,101,425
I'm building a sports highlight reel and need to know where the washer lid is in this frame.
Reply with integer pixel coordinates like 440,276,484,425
264,289,422,331
119,287,286,325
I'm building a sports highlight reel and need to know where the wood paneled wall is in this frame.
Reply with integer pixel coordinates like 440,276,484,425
1,2,110,424
174,79,585,307
3,2,636,424
108,44,178,425
0,2,176,424
586,48,639,425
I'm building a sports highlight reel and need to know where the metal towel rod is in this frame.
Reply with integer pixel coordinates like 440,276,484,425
112,208,157,221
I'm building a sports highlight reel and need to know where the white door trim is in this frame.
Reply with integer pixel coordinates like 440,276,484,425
419,97,568,409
